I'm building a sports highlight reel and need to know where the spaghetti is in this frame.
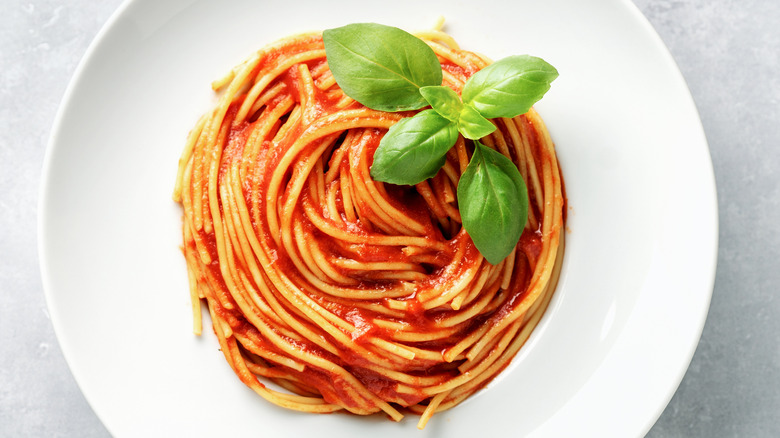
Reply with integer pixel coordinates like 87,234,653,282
173,27,565,429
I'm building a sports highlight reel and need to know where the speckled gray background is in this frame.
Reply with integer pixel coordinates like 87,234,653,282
1,0,778,436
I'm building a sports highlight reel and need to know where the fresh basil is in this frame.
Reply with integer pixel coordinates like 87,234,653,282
324,23,556,263
419,85,463,122
457,104,496,140
457,141,529,265
370,110,459,185
462,55,558,119
322,23,443,112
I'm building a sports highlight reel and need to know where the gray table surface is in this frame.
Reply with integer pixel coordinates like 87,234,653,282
2,0,778,436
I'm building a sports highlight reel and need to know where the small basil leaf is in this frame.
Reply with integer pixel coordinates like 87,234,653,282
458,104,496,140
323,23,443,112
420,85,463,122
462,55,558,119
457,141,529,264
371,110,458,185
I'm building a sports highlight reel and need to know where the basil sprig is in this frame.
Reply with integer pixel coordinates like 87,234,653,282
323,23,558,264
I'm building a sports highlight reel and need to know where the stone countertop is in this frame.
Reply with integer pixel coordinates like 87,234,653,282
1,0,778,436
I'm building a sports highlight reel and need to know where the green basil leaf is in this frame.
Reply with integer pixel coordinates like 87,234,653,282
458,104,496,140
462,55,558,119
420,85,463,122
457,141,529,264
323,23,443,112
371,110,458,185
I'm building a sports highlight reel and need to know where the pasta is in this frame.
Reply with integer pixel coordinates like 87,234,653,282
172,26,564,429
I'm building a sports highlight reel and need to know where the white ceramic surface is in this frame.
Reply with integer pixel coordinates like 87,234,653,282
39,0,717,436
